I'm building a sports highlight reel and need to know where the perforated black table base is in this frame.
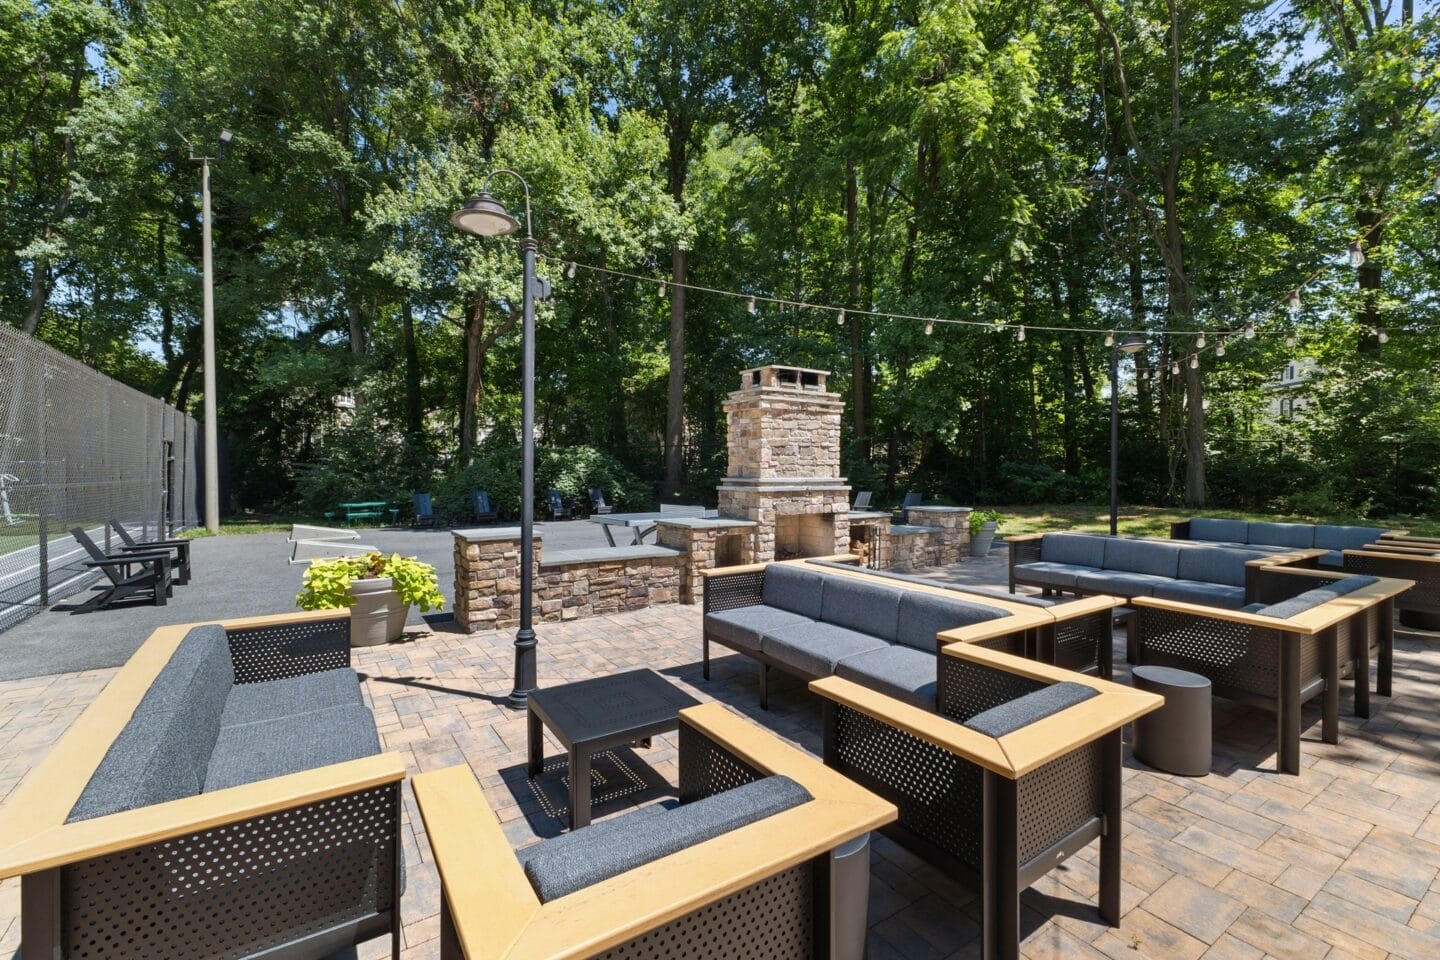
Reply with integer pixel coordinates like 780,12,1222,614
527,669,700,829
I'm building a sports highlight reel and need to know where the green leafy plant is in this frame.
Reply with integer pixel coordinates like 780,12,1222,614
296,552,445,612
969,510,1004,536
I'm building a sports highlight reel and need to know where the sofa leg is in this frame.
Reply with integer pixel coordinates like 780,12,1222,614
1278,636,1300,775
21,868,62,960
982,771,1020,960
1322,626,1339,745
1100,730,1122,926
828,833,872,960
703,634,711,680
1378,599,1393,698
759,662,769,710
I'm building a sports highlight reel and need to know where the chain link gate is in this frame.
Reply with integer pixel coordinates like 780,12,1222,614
0,326,201,631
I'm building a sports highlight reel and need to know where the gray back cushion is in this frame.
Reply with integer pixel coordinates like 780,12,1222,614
1102,539,1181,579
1189,518,1249,543
820,576,903,641
518,775,812,902
1247,521,1315,549
1040,533,1107,567
1256,576,1378,620
68,625,234,822
1176,547,1269,588
762,565,826,620
1313,525,1385,552
963,682,1098,738
894,592,1006,652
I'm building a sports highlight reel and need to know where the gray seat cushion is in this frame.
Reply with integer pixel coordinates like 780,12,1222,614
1319,550,1344,569
963,682,1098,738
1151,580,1247,609
761,565,827,620
204,703,382,792
761,621,890,678
220,667,363,727
819,576,903,642
1040,533,1107,567
1254,576,1379,620
1176,547,1269,588
68,625,234,822
1313,525,1385,552
834,645,939,709
1247,521,1315,549
704,606,812,653
1015,562,1095,589
894,592,1006,652
1102,539,1181,578
1075,570,1175,598
1189,518,1250,543
517,775,812,902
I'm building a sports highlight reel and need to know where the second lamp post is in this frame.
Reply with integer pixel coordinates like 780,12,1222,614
1109,334,1147,536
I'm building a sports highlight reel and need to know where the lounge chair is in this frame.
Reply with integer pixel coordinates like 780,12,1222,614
851,490,873,510
412,491,437,528
111,519,192,585
544,489,573,520
470,489,497,523
69,527,172,612
892,490,922,523
588,486,615,515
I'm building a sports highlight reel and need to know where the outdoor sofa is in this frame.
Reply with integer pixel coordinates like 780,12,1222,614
0,609,405,960
1170,517,1404,569
811,643,1162,960
1133,565,1412,774
1342,546,1440,630
701,560,1119,710
412,701,897,960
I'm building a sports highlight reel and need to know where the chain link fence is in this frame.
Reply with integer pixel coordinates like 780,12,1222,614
0,326,200,631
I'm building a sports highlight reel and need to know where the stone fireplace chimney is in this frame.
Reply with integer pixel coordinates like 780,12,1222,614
716,365,850,562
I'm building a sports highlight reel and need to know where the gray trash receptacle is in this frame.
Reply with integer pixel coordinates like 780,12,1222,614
1131,665,1212,777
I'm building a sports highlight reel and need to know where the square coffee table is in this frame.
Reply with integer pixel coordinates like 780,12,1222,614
527,669,700,830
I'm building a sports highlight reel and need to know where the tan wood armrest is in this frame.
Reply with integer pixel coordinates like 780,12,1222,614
1358,542,1440,555
940,642,1144,696
1131,595,1311,631
699,562,769,578
936,608,1051,648
217,608,353,630
1004,532,1045,543
1047,595,1123,620
1347,547,1440,564
1131,585,1409,635
0,752,406,879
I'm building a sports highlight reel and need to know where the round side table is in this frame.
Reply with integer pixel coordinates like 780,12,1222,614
1131,665,1212,777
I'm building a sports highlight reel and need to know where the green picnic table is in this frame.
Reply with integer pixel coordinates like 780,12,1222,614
337,500,388,524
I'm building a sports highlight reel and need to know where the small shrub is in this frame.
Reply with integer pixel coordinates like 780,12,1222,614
296,552,445,612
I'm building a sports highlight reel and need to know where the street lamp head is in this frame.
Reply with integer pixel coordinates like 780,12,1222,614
1119,333,1147,355
451,190,520,237
217,128,233,159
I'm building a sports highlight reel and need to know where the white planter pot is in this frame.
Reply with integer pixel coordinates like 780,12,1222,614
348,576,411,646
969,522,998,557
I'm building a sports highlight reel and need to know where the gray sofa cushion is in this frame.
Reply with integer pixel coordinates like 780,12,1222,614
834,645,939,709
517,775,812,902
1247,521,1315,549
204,703,382,792
1075,570,1174,598
1176,547,1269,588
1102,539,1181,578
1151,580,1247,609
705,606,812,653
1313,525,1385,552
963,682,1098,738
1016,561,1094,589
220,667,364,727
803,559,1053,607
1254,576,1378,620
762,565,827,620
1319,550,1344,569
68,625,234,822
819,576,902,642
761,622,891,678
894,593,1006,652
1040,533,1107,567
1189,518,1250,543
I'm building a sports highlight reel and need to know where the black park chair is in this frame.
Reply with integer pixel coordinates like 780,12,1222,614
111,519,192,585
892,490,923,523
544,490,573,520
588,487,614,515
412,492,437,528
70,527,172,612
852,491,873,510
471,490,497,523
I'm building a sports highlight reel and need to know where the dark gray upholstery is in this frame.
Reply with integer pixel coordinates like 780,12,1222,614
1151,581,1247,609
1015,561,1093,589
803,558,1054,606
893,592,1005,652
1240,602,1267,613
1101,539,1181,578
1176,547,1268,588
1319,550,1344,569
1247,521,1315,549
704,606,811,653
68,626,234,822
220,667,363,727
204,703,382,792
1314,525,1385,555
761,565,827,620
517,776,813,902
819,576,903,642
1075,570,1173,597
761,621,890,678
1189,518,1249,543
1254,576,1379,620
1040,533,1107,567
963,682,1098,738
834,645,939,709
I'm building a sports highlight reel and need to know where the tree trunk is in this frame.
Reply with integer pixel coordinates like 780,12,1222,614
845,163,866,444
595,249,629,450
402,300,423,443
1356,202,1384,352
662,248,687,496
460,294,485,466
21,57,83,335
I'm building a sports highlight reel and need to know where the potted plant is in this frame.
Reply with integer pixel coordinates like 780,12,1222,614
968,510,1003,557
296,552,445,646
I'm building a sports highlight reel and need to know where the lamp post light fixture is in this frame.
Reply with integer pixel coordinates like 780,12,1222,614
178,127,232,535
1109,333,1147,536
451,170,544,709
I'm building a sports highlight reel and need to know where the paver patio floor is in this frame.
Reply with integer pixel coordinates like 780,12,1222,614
2,601,1438,959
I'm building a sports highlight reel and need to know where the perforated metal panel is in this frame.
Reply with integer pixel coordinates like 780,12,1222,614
678,720,766,802
937,656,1046,723
60,784,398,959
703,569,766,613
1053,611,1108,674
1017,739,1104,863
227,617,351,684
1346,551,1439,618
590,861,816,960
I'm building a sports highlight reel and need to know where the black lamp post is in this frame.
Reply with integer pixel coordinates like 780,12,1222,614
451,171,542,708
1110,334,1147,536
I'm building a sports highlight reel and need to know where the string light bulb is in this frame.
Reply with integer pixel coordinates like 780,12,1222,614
1286,289,1302,315
1188,354,1199,370
925,319,935,336
1215,337,1226,357
1196,334,1206,349
1284,332,1297,348
746,296,756,314
1170,360,1180,376
1347,242,1365,268
1244,321,1257,340
837,308,845,325
658,281,666,298
1016,325,1026,342
1104,330,1115,347
565,261,577,279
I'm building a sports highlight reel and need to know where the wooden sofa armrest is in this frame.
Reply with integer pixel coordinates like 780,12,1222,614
699,562,769,578
0,752,406,879
935,606,1052,649
1049,594,1123,620
1003,532,1045,544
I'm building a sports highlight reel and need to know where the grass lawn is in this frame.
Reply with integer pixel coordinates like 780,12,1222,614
992,504,1439,538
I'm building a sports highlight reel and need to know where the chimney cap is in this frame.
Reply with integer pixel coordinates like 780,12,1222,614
739,365,830,392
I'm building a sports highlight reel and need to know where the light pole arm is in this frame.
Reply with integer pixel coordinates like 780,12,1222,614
481,169,533,240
